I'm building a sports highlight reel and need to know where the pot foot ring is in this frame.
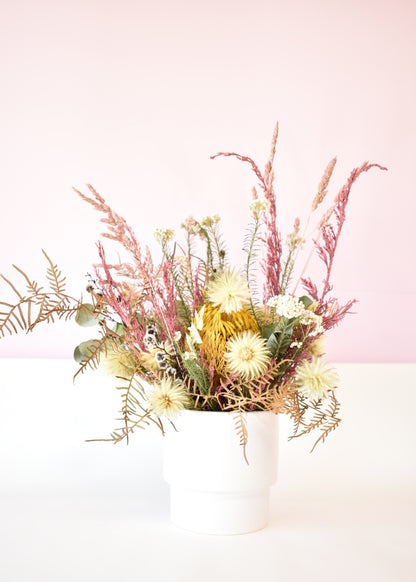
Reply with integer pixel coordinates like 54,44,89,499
169,485,270,535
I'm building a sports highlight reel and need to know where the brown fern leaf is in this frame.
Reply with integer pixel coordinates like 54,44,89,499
310,392,341,452
0,300,28,336
233,411,249,464
73,337,110,380
43,250,67,294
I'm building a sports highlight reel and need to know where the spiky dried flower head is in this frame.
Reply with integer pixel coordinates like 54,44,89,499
267,294,305,318
195,303,258,375
224,330,270,380
296,356,339,400
309,336,327,356
154,227,175,245
100,347,139,378
148,378,190,419
206,268,251,314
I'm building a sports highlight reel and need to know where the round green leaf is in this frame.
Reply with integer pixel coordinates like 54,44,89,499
75,303,99,327
73,339,99,363
112,323,125,336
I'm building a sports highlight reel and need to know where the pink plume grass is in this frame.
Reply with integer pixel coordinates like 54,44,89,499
302,162,387,308
95,243,145,348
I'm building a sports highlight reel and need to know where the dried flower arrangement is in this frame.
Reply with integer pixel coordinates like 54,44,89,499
0,123,386,452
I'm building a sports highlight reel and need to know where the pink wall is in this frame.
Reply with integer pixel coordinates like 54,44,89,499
0,0,415,362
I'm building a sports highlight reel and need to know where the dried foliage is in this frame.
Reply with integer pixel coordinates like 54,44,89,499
0,250,81,337
0,124,387,454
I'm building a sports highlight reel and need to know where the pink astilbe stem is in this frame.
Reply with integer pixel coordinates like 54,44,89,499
74,185,142,261
160,260,179,335
302,162,387,305
95,243,144,347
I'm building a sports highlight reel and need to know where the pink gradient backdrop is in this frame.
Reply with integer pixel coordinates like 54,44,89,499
0,0,415,362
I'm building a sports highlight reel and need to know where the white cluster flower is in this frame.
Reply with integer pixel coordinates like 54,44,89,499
290,341,303,349
249,198,270,216
173,331,182,342
154,227,175,245
267,295,305,318
286,232,304,250
181,216,201,235
183,351,197,361
201,214,220,228
301,311,324,336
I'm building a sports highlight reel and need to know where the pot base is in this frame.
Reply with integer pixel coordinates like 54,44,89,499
169,485,270,535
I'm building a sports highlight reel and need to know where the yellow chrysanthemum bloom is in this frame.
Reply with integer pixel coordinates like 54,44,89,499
100,347,139,378
206,268,251,314
148,378,190,419
296,356,339,400
196,303,258,375
224,330,270,380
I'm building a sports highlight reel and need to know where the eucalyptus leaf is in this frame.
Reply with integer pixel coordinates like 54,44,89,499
73,339,100,363
73,346,84,363
75,303,99,327
113,323,125,336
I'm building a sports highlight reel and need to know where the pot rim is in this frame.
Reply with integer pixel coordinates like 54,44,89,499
180,408,276,416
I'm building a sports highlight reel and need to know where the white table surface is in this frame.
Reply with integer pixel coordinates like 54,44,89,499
0,359,415,582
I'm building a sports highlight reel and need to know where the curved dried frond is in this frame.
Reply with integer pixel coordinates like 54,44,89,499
73,334,119,380
43,250,67,294
233,411,249,464
0,253,81,338
87,374,165,445
289,390,341,451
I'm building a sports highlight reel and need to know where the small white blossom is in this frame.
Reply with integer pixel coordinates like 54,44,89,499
173,331,182,342
290,341,303,349
267,295,305,318
301,311,324,336
286,232,304,250
154,227,175,245
201,214,220,228
183,351,196,361
249,198,270,216
181,216,201,235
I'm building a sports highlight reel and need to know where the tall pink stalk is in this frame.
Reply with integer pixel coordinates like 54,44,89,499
211,122,282,300
303,162,387,304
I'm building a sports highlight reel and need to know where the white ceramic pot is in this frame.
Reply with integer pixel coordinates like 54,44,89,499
163,409,278,535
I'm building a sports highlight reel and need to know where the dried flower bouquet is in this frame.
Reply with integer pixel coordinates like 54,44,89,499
0,123,386,452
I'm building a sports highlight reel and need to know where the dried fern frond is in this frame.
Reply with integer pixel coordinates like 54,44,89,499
86,373,165,445
0,251,81,338
289,390,341,452
233,411,249,464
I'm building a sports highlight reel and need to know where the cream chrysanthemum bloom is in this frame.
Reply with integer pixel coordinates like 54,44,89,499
148,378,190,419
206,268,250,314
296,356,339,400
100,348,138,378
224,330,270,380
309,336,326,356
